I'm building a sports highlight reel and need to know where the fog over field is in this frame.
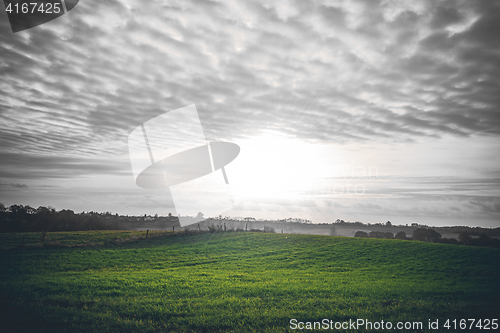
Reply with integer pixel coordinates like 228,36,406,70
1,0,499,228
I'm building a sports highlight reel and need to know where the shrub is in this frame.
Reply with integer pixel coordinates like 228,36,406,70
436,238,459,245
382,232,394,239
413,228,442,242
369,231,384,238
458,232,472,245
395,231,406,240
263,226,275,233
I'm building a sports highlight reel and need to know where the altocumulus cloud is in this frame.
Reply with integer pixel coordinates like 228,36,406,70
0,183,28,189
1,0,499,151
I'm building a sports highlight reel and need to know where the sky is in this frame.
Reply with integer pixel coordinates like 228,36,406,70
0,0,499,227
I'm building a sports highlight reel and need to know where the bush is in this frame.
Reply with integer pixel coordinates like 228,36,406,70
413,228,441,242
395,231,406,240
369,231,384,238
354,231,368,237
263,226,275,233
435,238,459,245
208,224,218,233
458,232,472,245
382,232,394,239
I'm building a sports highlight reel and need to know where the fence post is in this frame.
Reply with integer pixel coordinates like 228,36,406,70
245,223,248,231
173,226,175,233
146,229,149,238
198,223,200,232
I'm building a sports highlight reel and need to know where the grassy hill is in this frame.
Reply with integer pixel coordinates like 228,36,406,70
0,231,498,332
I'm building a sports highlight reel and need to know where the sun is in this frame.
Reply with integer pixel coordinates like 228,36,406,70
224,132,331,202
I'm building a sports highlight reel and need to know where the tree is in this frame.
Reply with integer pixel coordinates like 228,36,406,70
369,231,384,238
354,231,368,237
196,212,204,219
263,226,275,233
386,221,392,227
395,231,407,240
477,234,491,246
458,232,472,245
36,206,55,232
413,228,441,242
383,232,394,239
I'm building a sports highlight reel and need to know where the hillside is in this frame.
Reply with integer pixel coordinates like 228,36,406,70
1,232,499,332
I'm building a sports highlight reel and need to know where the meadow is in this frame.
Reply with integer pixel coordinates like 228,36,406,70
0,231,498,332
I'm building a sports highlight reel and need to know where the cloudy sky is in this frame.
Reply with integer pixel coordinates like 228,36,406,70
1,0,499,227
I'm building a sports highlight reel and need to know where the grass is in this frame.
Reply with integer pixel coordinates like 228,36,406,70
0,231,498,332
0,230,168,249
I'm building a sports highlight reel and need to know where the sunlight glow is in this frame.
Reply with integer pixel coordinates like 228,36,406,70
227,132,332,201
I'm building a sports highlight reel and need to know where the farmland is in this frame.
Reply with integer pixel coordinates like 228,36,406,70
0,231,498,332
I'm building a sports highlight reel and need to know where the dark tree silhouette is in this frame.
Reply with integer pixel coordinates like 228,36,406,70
413,228,441,242
383,232,394,239
395,231,407,240
458,232,472,245
369,231,383,238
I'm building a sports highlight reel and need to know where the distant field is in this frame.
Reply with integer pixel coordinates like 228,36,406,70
0,230,169,250
0,232,498,332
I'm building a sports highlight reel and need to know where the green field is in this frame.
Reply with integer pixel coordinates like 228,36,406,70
0,231,498,332
0,230,167,250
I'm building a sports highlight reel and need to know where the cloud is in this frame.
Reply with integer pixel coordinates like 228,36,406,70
0,0,498,157
0,152,130,179
0,183,28,188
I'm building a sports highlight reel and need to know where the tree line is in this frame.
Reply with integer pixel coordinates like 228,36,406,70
0,204,125,232
354,228,500,248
